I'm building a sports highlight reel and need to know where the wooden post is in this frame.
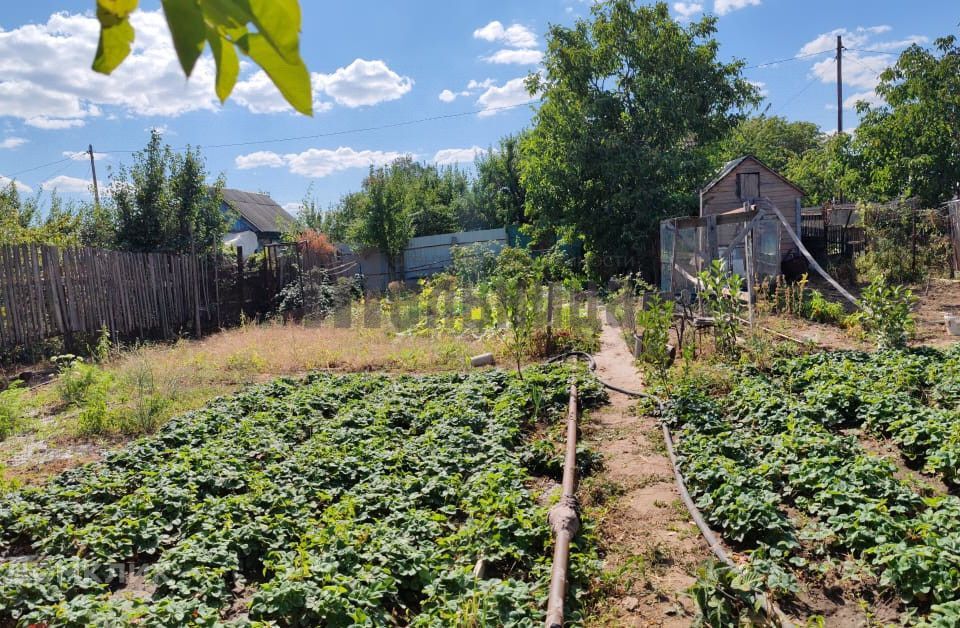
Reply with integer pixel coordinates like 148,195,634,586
236,247,245,319
546,283,554,354
795,198,803,246
705,214,719,262
745,228,755,329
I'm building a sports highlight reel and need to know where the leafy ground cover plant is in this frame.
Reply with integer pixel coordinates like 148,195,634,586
0,381,25,441
774,345,960,486
665,347,960,624
852,276,919,349
0,364,604,626
698,261,742,358
635,294,675,383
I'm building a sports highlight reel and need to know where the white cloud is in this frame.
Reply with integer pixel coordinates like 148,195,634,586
0,137,28,149
714,0,761,16
0,10,412,123
235,151,287,170
147,124,175,136
41,175,91,194
0,10,221,127
483,49,543,65
800,27,931,110
0,176,32,193
63,150,108,161
314,59,413,108
467,79,496,90
748,80,768,97
285,147,404,177
233,71,334,114
27,117,87,130
844,90,884,110
473,21,537,49
673,2,704,21
235,147,404,178
797,25,917,56
282,202,301,215
476,77,536,117
433,146,485,165
439,79,498,104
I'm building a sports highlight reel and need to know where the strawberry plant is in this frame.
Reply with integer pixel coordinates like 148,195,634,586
666,347,960,624
0,365,605,626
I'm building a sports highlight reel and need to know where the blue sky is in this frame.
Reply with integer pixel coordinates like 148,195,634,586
0,0,955,215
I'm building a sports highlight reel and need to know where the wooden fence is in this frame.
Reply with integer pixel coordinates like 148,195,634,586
0,244,223,354
800,209,866,261
949,200,960,273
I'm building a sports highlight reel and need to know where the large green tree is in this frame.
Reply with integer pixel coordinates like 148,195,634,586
521,0,757,280
321,156,498,264
855,33,960,205
348,163,414,278
0,184,83,246
472,134,528,227
714,115,822,172
110,130,227,254
783,133,867,205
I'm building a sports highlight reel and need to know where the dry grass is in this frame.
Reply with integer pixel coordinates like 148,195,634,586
132,320,491,382
0,321,495,487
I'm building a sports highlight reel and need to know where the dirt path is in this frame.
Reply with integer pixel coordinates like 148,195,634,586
582,312,706,626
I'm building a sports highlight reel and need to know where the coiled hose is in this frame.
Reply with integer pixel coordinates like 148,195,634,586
547,351,792,627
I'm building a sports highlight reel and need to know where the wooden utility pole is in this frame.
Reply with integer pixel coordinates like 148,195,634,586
836,35,845,203
87,145,101,206
836,35,843,135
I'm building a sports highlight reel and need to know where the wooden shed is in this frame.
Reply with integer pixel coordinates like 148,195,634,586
700,155,804,257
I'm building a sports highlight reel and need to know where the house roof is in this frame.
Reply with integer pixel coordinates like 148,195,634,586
221,188,296,234
700,154,805,196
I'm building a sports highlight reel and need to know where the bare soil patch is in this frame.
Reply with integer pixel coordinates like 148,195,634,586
583,313,707,626
912,278,960,347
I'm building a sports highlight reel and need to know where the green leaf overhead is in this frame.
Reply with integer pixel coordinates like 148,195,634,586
247,0,302,64
207,30,240,103
238,32,313,116
91,0,313,116
160,0,207,76
93,0,139,74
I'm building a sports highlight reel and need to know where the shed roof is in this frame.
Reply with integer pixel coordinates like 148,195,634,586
701,154,805,196
221,188,296,234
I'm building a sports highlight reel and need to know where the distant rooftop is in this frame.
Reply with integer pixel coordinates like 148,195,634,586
221,188,296,234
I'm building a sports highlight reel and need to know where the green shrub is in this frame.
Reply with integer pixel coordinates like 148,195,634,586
699,260,742,358
119,358,170,435
804,290,846,325
0,382,26,441
852,276,918,349
74,376,113,437
635,294,675,382
450,242,500,284
54,356,106,406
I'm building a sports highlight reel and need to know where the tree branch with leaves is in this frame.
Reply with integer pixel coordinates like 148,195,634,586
93,0,312,115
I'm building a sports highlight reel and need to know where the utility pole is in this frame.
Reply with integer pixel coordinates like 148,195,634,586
87,144,101,206
836,35,843,135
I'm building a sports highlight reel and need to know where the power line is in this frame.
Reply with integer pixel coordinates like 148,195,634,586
743,48,834,70
39,158,80,185
3,156,74,179
98,100,544,154
1,100,543,180
768,74,822,117
846,48,899,56
845,54,889,77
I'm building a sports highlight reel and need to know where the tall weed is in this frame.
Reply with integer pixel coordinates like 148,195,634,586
852,276,918,349
0,382,26,441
